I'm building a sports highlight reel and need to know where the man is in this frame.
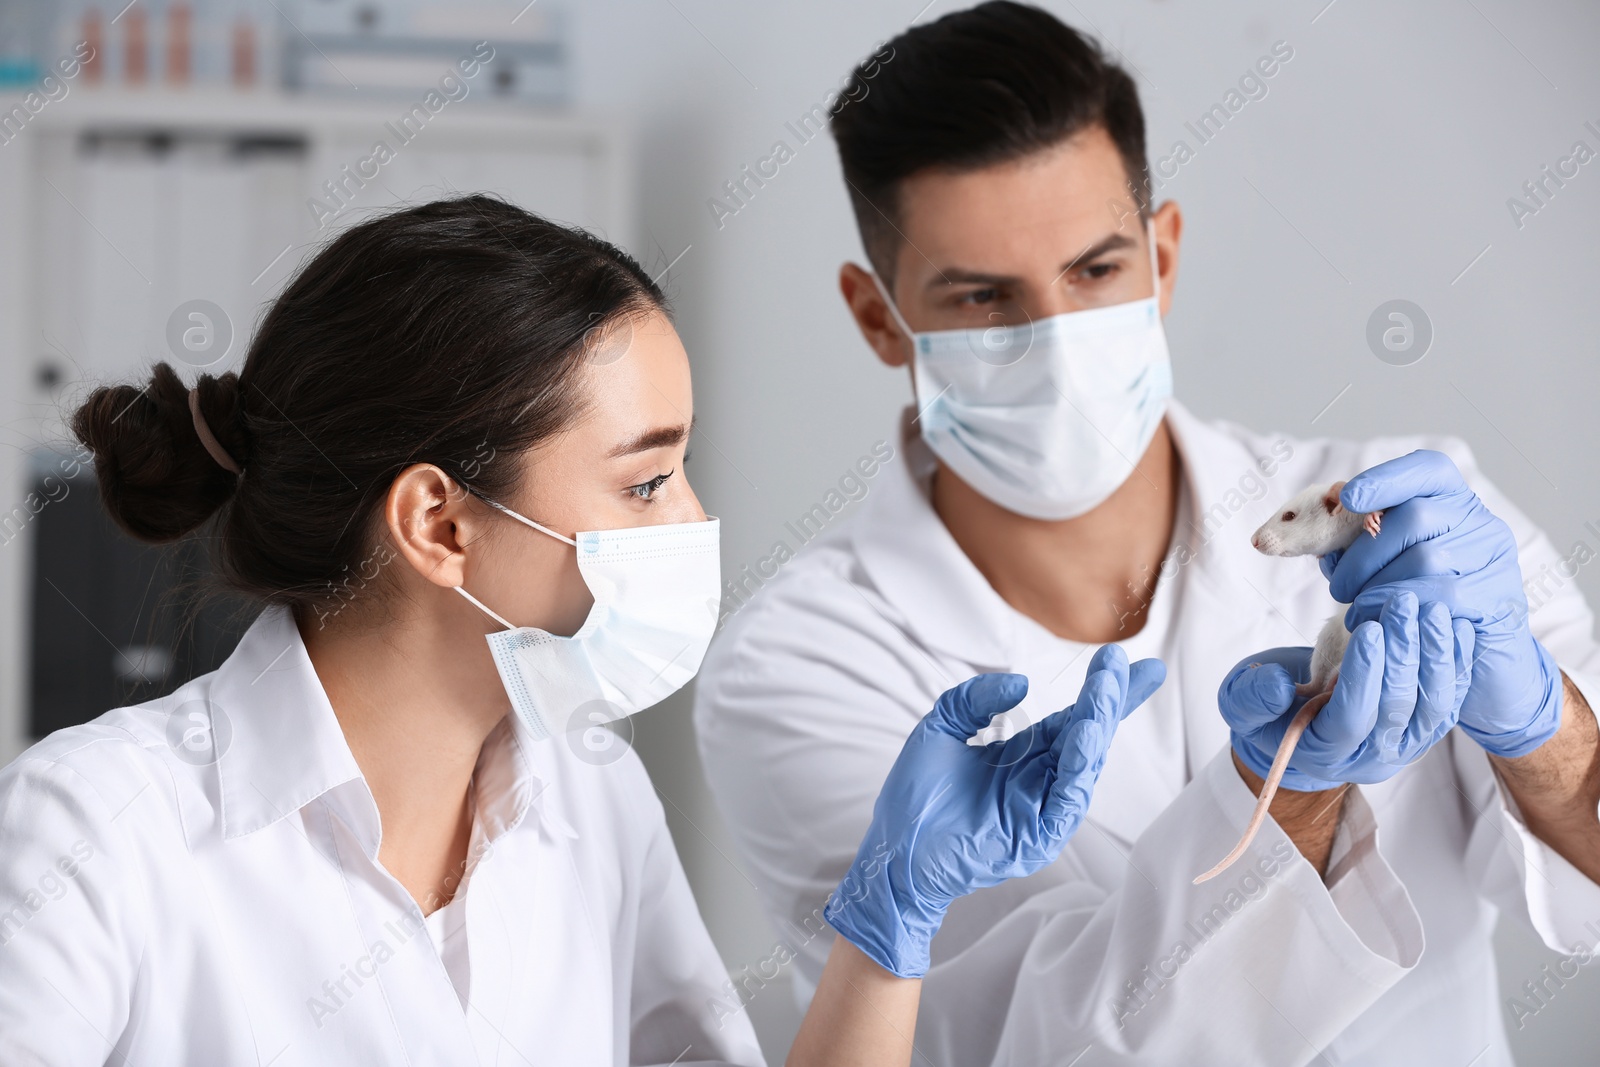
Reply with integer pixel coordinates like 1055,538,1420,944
694,3,1600,1064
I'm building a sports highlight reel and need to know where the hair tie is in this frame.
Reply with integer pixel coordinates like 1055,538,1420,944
188,388,242,476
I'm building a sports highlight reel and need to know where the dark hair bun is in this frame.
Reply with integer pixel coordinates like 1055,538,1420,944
71,362,245,543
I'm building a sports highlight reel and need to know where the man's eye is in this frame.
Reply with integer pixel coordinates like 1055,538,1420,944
1081,263,1118,281
961,288,1001,306
628,470,674,501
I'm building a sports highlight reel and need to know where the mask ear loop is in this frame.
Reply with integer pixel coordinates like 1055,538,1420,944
870,272,919,357
456,586,517,630
453,497,579,630
1145,217,1162,305
482,499,578,547
871,271,938,421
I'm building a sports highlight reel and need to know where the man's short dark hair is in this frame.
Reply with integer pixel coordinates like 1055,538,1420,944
832,1,1150,282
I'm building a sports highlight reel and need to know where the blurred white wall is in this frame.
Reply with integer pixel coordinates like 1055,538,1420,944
564,0,1600,1061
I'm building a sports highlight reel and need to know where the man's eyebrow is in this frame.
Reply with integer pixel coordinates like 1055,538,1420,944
922,233,1142,292
924,267,1023,291
1056,232,1139,278
607,416,695,459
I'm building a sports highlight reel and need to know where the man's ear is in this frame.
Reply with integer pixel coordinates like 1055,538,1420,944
1151,200,1183,317
839,262,912,368
385,463,489,590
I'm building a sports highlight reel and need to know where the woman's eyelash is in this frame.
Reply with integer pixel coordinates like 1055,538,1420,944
628,470,674,500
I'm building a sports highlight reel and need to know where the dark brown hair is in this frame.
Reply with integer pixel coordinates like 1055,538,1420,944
72,195,665,618
832,1,1151,282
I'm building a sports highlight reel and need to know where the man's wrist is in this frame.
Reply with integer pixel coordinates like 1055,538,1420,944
1231,735,1342,793
1231,750,1350,877
1488,671,1600,885
1491,671,1597,807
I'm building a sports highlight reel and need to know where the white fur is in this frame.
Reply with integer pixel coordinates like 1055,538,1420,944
1250,481,1368,558
1309,613,1349,695
1251,481,1375,694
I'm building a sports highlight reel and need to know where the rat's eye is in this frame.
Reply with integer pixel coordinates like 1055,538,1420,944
1282,510,1296,521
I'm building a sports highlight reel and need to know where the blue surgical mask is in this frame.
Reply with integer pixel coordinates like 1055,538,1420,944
875,220,1173,520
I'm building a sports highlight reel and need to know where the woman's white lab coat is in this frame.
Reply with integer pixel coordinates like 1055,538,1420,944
0,606,765,1067
694,400,1600,1066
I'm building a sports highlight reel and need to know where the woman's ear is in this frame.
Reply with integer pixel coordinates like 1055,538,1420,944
385,463,488,590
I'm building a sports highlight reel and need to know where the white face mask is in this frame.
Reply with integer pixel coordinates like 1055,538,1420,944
455,502,721,741
876,220,1173,520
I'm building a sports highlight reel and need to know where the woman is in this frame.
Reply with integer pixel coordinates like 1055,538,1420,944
0,196,1162,1065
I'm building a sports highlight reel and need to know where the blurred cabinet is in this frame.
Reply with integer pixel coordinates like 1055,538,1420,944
27,453,254,737
0,88,635,761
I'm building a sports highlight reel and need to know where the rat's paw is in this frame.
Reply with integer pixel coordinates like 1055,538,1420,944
1364,511,1384,538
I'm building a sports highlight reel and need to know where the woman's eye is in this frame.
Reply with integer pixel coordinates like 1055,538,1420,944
628,470,674,501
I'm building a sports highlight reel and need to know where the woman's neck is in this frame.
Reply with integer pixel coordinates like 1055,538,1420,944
299,601,509,913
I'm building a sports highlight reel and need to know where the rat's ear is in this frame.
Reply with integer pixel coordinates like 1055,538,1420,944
1322,480,1347,515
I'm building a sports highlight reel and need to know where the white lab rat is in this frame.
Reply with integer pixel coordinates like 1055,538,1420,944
1250,480,1383,695
1194,480,1382,884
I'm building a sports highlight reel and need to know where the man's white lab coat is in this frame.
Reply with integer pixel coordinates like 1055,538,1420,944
0,606,766,1067
694,401,1600,1066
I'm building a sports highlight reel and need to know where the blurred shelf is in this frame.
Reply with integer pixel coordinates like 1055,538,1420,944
5,87,620,145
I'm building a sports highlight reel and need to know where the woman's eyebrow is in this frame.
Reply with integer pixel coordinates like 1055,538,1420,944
607,416,695,458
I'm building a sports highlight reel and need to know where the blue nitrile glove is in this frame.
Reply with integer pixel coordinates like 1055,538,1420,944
823,645,1165,978
1323,450,1564,758
1220,592,1475,790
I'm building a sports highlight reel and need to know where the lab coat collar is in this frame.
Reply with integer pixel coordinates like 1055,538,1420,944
213,607,371,845
849,407,1019,670
212,607,577,854
1162,401,1315,600
479,713,580,842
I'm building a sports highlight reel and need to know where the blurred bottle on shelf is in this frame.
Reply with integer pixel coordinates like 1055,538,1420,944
81,6,103,83
123,4,147,83
166,2,191,85
231,8,255,87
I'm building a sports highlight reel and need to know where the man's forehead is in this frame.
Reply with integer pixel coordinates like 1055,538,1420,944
894,131,1139,272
